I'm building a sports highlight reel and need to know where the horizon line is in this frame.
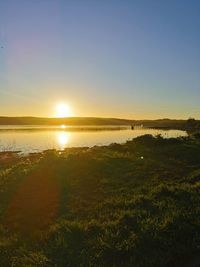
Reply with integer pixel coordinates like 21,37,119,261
0,115,196,121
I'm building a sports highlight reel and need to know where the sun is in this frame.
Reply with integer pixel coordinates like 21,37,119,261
55,103,72,118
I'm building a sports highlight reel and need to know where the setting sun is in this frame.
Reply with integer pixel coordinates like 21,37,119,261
1,1,200,266
55,103,72,118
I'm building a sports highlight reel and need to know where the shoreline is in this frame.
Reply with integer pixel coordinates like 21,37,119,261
0,134,200,266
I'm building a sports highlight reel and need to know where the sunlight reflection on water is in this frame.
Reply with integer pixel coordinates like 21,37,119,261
57,132,70,150
0,126,187,153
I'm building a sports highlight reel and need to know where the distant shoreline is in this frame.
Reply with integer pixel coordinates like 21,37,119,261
0,116,188,128
0,125,131,132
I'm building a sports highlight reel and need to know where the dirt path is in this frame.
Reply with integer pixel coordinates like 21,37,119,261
3,164,60,238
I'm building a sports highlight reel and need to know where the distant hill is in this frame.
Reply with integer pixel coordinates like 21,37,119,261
0,116,136,126
0,116,189,129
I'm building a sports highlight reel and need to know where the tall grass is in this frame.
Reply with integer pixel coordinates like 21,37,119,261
0,135,200,267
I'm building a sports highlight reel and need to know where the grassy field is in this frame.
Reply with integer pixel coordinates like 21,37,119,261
0,135,200,267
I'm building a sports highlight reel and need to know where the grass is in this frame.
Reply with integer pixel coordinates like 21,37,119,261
0,135,200,267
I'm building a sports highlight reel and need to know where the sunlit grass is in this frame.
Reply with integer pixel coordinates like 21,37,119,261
0,135,200,266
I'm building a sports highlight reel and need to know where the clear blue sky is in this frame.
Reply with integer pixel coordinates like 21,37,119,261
0,0,200,119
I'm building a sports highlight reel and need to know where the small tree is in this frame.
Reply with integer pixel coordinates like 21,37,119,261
186,118,196,128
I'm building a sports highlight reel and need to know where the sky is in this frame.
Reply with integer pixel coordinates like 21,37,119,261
0,0,200,119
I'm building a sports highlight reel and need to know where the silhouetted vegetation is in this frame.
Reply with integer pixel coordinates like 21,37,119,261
186,118,200,134
0,135,200,266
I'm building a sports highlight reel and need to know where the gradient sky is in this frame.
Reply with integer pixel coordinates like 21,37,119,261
0,0,200,119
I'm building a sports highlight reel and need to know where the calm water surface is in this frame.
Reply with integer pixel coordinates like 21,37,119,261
0,125,187,153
